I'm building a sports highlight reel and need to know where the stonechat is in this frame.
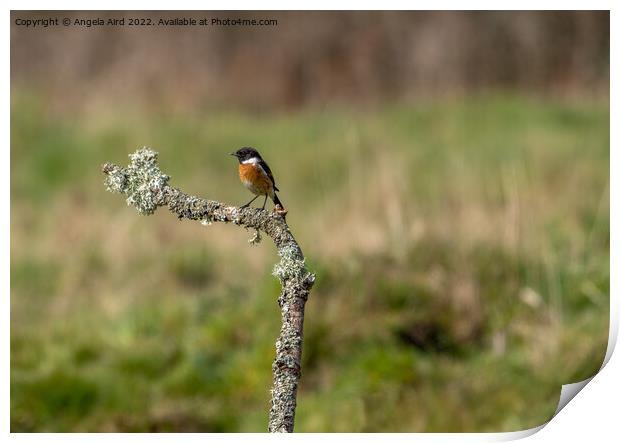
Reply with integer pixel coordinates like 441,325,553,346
230,147,286,213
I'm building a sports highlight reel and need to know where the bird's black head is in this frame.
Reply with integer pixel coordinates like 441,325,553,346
230,147,261,163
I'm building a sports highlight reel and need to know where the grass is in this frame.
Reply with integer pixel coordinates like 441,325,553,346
10,91,609,432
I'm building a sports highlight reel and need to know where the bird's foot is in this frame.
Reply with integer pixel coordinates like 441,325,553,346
274,204,288,218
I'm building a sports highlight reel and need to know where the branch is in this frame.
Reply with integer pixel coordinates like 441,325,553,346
102,147,315,432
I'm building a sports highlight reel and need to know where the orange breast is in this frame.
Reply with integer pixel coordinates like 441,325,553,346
239,163,273,196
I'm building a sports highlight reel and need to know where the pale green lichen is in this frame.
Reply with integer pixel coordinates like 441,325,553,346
248,229,262,245
272,245,306,281
200,214,214,226
104,147,170,215
275,336,303,361
103,164,127,193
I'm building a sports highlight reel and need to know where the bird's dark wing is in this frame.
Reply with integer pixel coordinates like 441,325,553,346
258,159,279,192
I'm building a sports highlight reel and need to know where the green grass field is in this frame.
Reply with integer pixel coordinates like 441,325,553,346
10,92,609,432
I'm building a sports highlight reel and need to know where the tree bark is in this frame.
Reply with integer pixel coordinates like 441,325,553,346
102,147,315,432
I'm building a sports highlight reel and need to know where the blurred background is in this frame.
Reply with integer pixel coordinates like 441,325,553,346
11,11,609,432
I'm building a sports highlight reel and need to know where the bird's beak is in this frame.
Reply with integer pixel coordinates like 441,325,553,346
230,152,237,157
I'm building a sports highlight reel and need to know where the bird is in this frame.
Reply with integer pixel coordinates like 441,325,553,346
230,147,286,213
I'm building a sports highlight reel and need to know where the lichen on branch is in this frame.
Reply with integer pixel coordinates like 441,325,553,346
102,147,315,433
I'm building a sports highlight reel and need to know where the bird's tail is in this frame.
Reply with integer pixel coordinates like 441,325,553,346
272,193,284,210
